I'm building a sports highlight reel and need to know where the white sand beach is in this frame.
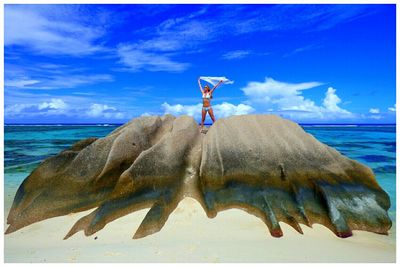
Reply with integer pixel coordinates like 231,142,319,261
4,197,396,263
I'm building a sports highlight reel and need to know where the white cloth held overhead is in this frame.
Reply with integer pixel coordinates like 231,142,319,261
199,76,234,86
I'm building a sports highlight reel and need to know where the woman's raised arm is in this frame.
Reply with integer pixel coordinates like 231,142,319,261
198,78,204,94
211,80,223,93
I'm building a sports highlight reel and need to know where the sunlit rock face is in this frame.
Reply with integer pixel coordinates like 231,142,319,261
199,115,391,238
6,114,391,239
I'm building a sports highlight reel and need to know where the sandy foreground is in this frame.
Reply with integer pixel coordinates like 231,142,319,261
4,197,396,263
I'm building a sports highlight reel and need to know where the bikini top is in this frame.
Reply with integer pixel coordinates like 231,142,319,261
203,92,211,99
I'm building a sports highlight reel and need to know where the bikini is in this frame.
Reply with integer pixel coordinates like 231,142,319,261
202,92,211,111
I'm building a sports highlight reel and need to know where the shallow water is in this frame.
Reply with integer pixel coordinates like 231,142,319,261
4,124,396,221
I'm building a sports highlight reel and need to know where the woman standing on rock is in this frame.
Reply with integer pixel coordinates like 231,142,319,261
198,77,223,129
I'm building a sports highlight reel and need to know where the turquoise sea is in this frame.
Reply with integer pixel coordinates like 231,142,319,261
4,124,396,222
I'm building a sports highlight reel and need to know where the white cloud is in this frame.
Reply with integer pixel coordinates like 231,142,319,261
213,102,255,117
5,98,125,120
31,74,113,90
161,103,202,117
87,104,116,116
5,5,106,56
5,103,36,115
242,77,322,110
323,87,350,114
5,79,40,88
283,44,321,58
38,98,68,110
243,77,323,98
241,77,352,120
161,102,254,120
369,108,380,114
388,104,396,112
369,115,383,120
115,11,213,73
115,5,371,74
117,45,189,72
5,63,113,89
157,78,355,123
115,7,261,72
222,50,251,60
86,104,124,119
5,98,68,117
147,12,214,51
114,113,125,119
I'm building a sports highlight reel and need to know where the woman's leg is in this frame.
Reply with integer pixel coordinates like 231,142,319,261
208,108,216,123
201,108,206,127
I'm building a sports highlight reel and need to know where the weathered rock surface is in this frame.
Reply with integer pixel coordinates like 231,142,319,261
6,115,391,239
200,115,391,237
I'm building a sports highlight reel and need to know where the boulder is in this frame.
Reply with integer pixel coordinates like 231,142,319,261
6,114,391,239
199,115,391,237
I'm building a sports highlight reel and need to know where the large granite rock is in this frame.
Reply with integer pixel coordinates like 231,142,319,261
199,115,391,237
6,115,391,239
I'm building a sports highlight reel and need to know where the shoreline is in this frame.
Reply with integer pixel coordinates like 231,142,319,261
4,197,396,263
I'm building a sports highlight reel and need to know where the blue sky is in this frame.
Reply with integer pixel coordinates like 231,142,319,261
4,4,396,124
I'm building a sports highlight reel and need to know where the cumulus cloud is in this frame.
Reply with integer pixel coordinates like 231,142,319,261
161,102,254,120
161,78,352,122
5,103,36,115
369,108,380,114
242,77,322,101
161,103,202,117
5,98,68,117
242,77,322,111
38,98,68,110
213,102,255,117
86,104,125,119
5,98,125,120
323,87,350,114
241,77,352,120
